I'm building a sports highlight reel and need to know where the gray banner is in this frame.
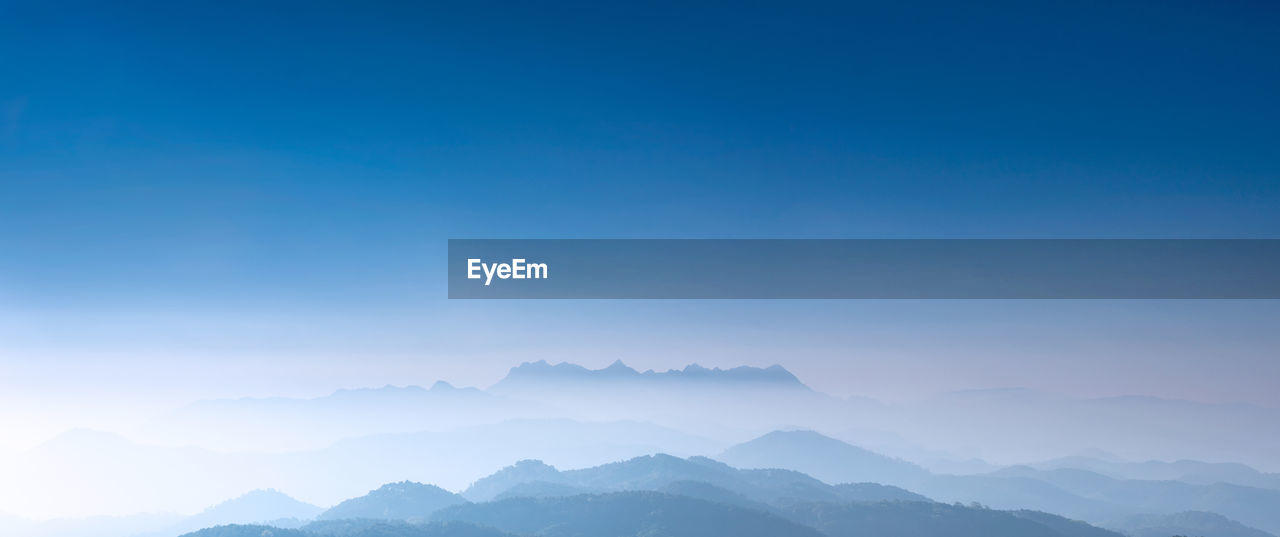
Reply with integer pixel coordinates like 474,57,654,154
447,239,1280,299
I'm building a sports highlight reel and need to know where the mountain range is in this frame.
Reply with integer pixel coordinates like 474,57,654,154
175,452,1128,537
6,360,1280,537
712,429,1280,537
491,360,808,390
10,429,1279,537
118,360,1280,473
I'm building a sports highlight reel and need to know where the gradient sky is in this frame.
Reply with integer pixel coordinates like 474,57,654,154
2,2,1279,451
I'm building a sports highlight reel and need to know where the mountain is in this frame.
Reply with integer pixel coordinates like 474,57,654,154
463,452,917,507
1106,511,1278,537
918,465,1280,535
983,466,1280,535
152,378,1280,480
317,482,467,522
189,492,1128,537
431,491,826,537
1034,455,1280,490
463,454,840,504
718,430,930,487
491,360,809,391
175,457,1128,537
176,489,323,533
713,428,1280,536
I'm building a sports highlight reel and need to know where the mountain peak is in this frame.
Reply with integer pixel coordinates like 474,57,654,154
493,361,808,391
185,488,322,528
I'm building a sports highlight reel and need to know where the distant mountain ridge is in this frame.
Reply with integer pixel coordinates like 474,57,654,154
180,489,322,530
718,430,929,486
318,482,467,522
461,452,925,506
491,360,808,390
1106,511,1278,537
716,429,1280,537
177,461,1124,537
1033,455,1280,490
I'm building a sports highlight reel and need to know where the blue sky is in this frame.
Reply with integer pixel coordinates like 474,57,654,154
2,2,1280,448
3,1,1278,303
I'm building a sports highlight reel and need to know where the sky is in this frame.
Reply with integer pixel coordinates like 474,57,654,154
1,1,1280,452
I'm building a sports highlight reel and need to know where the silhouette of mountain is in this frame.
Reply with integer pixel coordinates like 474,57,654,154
190,490,1127,537
491,360,808,391
982,466,1280,535
317,482,466,522
469,454,835,504
718,430,930,487
1105,510,1277,537
176,489,322,533
708,428,1280,537
916,468,1280,537
463,452,919,507
171,456,1135,537
1035,455,1280,490
431,491,826,537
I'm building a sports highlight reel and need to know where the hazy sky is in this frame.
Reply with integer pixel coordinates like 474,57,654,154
2,2,1279,452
